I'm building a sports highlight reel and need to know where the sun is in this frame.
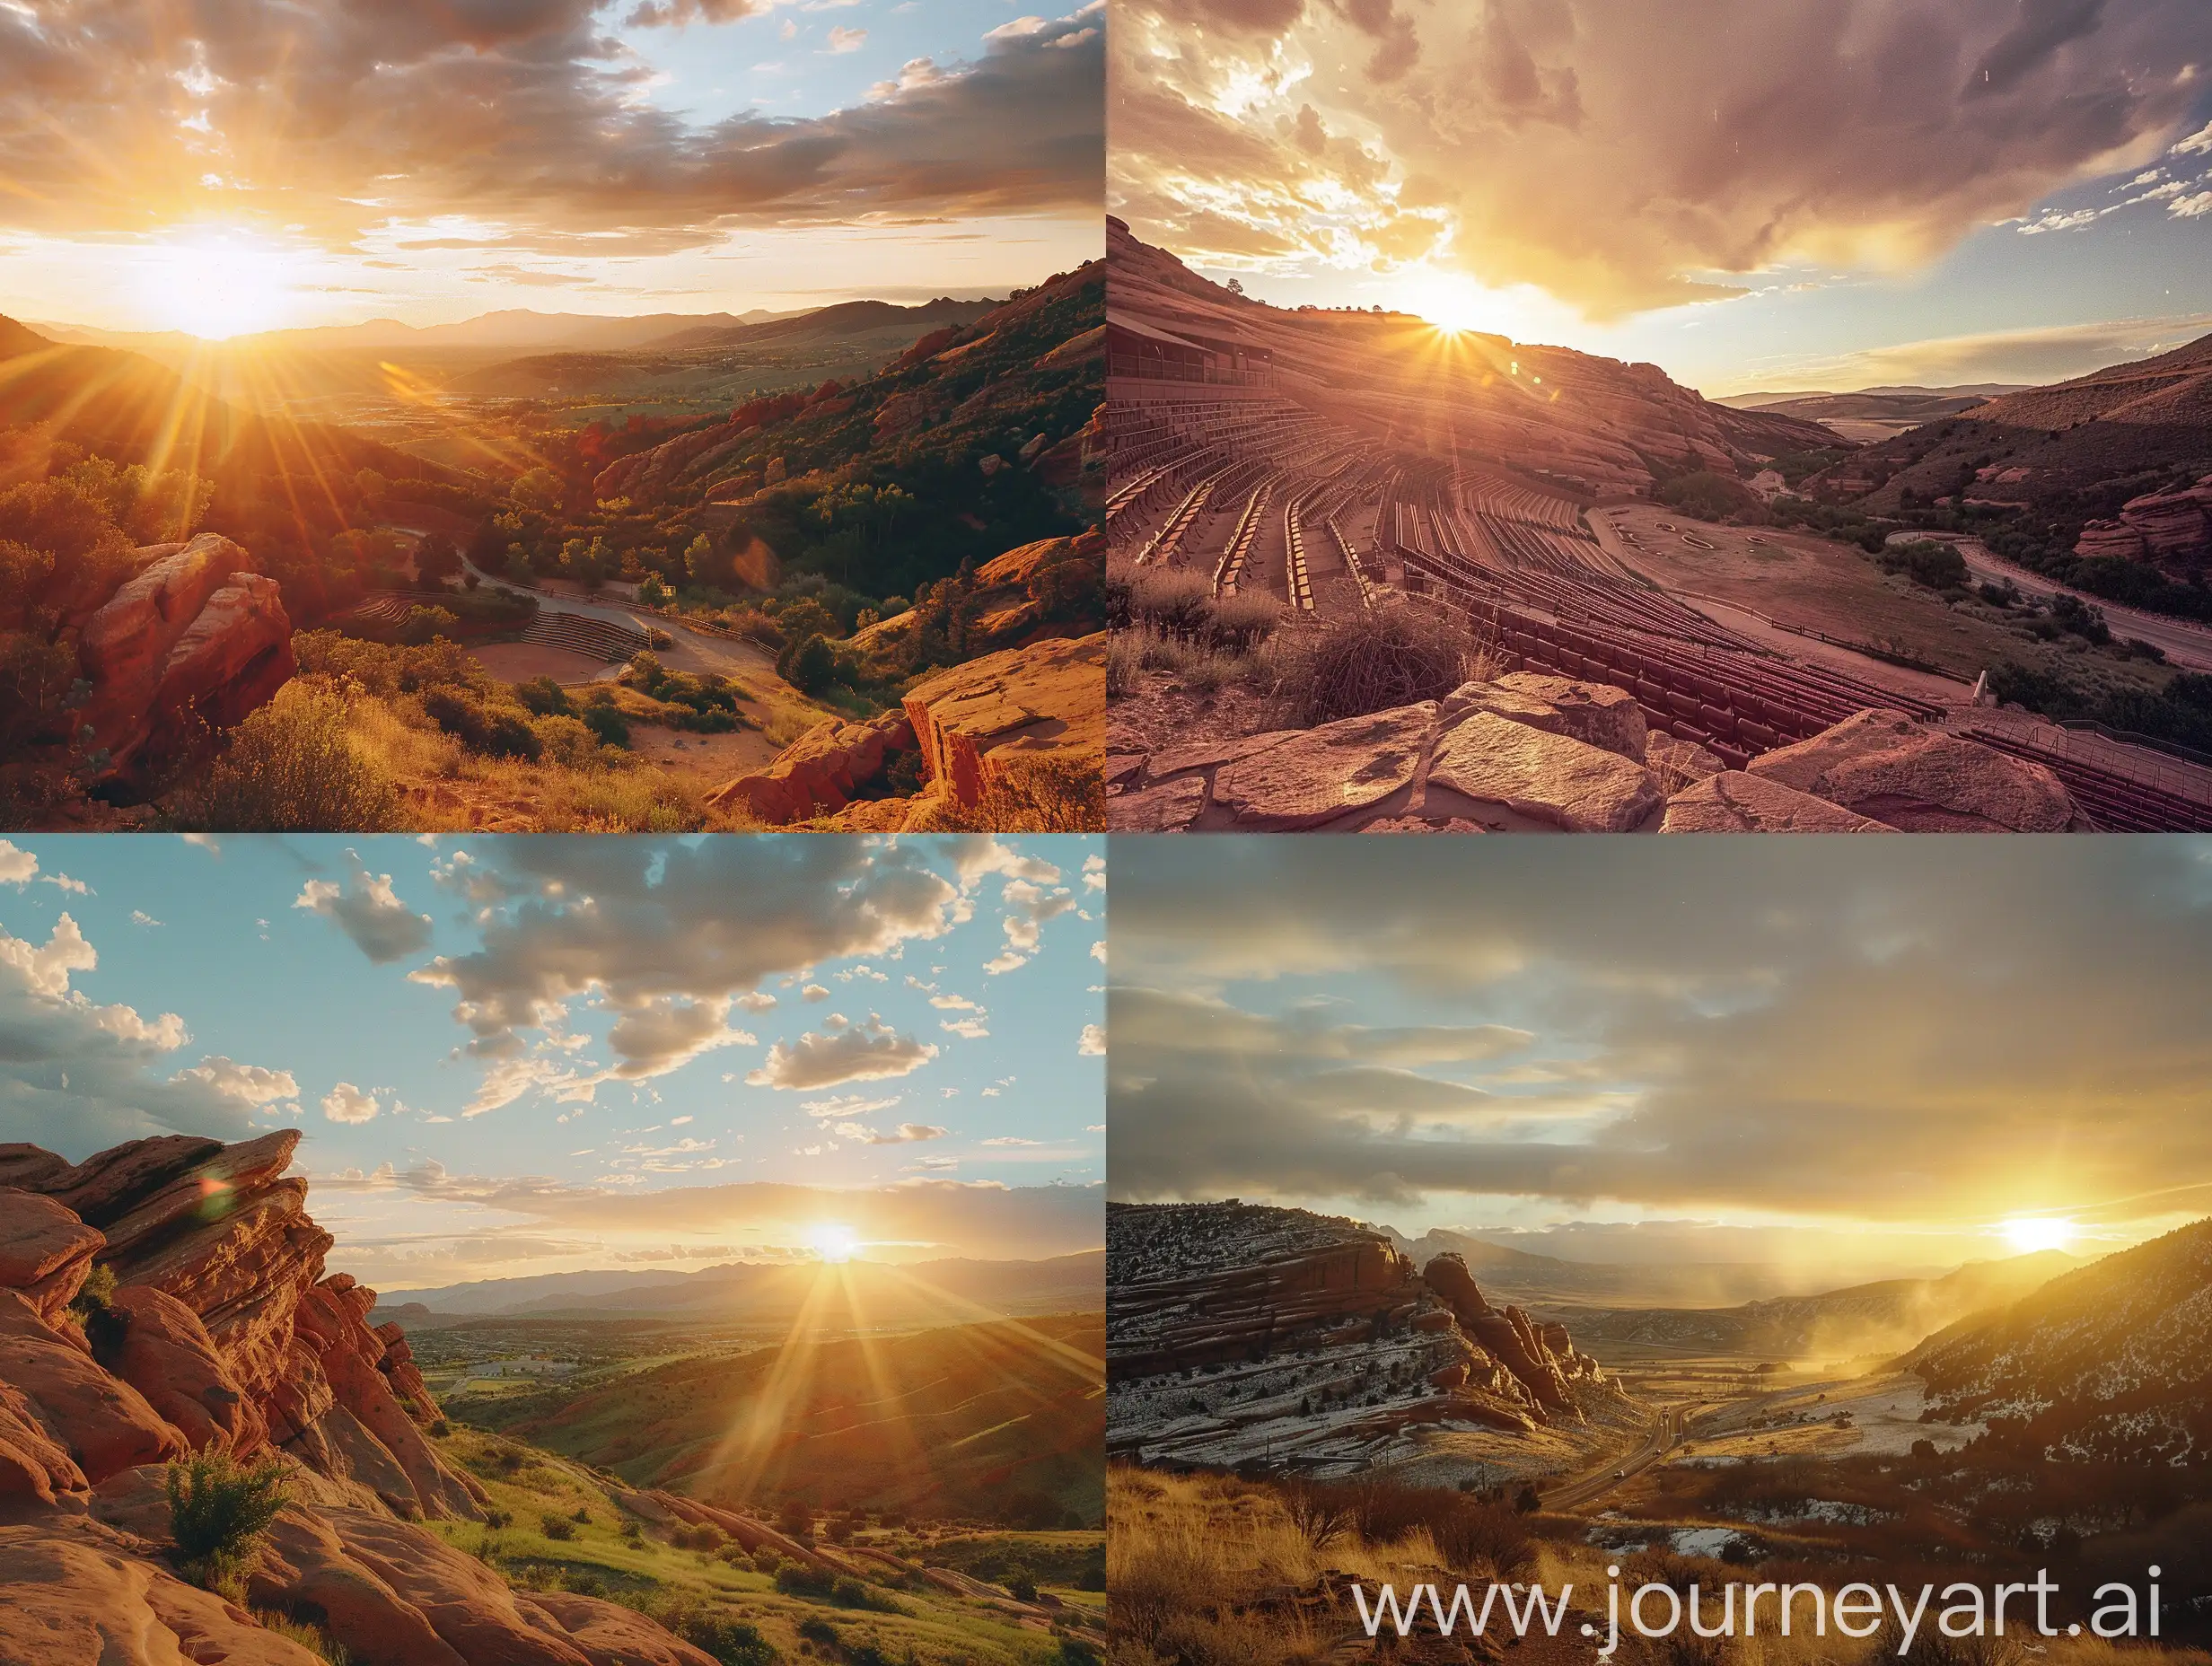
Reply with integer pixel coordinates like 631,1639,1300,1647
807,1223,859,1264
2000,1216,2078,1255
139,228,300,340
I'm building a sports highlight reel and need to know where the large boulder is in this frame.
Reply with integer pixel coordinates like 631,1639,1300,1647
1427,711,1665,831
901,630,1105,810
1661,771,1896,833
1745,709,2078,832
1209,703,1433,829
0,1188,102,1322
73,534,294,778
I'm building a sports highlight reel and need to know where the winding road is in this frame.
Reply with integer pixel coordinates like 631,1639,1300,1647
1953,538,2212,672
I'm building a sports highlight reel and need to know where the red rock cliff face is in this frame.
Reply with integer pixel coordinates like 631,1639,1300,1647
0,1131,725,1666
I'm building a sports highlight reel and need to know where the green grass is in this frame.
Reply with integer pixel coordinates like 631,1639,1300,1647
427,1425,1100,1666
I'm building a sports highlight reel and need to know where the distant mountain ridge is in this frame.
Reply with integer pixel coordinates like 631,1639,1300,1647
1564,1250,2074,1361
378,1250,1105,1323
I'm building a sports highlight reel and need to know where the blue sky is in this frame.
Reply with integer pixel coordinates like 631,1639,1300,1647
0,834,1103,1285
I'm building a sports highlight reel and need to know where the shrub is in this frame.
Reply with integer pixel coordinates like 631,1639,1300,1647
779,630,839,694
187,684,400,831
1278,1477,1355,1549
1006,1572,1039,1602
579,692,630,748
514,676,573,716
1879,539,1969,592
1264,601,1478,727
422,688,543,760
539,1512,576,1541
167,1452,290,1593
250,1609,351,1664
674,1613,777,1666
931,753,1103,832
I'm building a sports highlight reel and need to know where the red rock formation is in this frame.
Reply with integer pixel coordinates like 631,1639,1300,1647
0,1134,756,1666
707,709,917,824
900,629,1107,812
2073,474,2212,581
72,533,295,781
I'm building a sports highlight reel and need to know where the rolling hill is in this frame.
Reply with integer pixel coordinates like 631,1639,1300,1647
0,314,452,490
1906,1217,2212,1465
470,1311,1106,1524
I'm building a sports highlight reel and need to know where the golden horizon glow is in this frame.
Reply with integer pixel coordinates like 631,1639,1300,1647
2001,1216,2080,1255
807,1223,859,1264
136,227,304,341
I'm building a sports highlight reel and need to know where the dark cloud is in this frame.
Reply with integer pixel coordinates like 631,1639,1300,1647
0,0,1102,253
1109,839,2212,1229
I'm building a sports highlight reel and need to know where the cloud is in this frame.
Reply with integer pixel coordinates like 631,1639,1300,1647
1752,312,2212,391
1077,1022,1104,1056
0,0,1104,256
294,854,434,963
800,1093,902,1120
746,1015,940,1090
413,839,967,1106
1109,839,2212,1232
322,1082,381,1125
171,1057,300,1107
0,841,36,885
838,1120,950,1144
0,913,286,1153
827,25,867,52
802,983,831,1002
1112,0,2212,318
941,1017,990,1039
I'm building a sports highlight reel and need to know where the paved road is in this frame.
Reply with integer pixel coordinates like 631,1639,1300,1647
1545,1406,1693,1512
1954,539,2212,672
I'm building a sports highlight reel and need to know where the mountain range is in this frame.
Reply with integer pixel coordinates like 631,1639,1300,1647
374,1250,1105,1327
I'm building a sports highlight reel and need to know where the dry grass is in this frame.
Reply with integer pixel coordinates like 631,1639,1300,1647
1259,600,1498,728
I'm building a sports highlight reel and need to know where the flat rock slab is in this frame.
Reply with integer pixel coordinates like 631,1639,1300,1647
1109,777,1208,832
1747,708,2076,832
1660,771,1895,833
1487,671,1649,758
1427,711,1664,832
1209,703,1435,830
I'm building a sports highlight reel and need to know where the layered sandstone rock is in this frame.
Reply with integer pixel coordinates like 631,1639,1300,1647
0,1134,779,1666
1107,1202,1625,1476
72,533,295,781
0,1131,479,1520
2073,474,2212,581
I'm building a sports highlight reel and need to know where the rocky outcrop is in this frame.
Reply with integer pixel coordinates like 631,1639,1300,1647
0,1132,752,1665
73,533,295,782
0,1131,478,1519
1107,1202,1626,1478
902,630,1105,811
1745,709,2080,832
707,710,917,824
2072,473,2212,581
1110,673,2082,833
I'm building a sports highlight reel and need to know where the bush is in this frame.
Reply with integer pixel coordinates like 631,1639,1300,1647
1265,601,1478,727
514,676,573,716
540,1513,576,1541
779,630,839,694
250,1609,351,1664
187,684,400,831
1879,539,1969,592
167,1452,290,1593
931,753,1104,832
422,688,543,760
674,1613,777,1666
579,691,630,748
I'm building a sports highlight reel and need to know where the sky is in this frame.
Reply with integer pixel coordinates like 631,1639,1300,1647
1109,837,2212,1285
0,0,1103,337
1110,0,2212,395
0,833,1105,1287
